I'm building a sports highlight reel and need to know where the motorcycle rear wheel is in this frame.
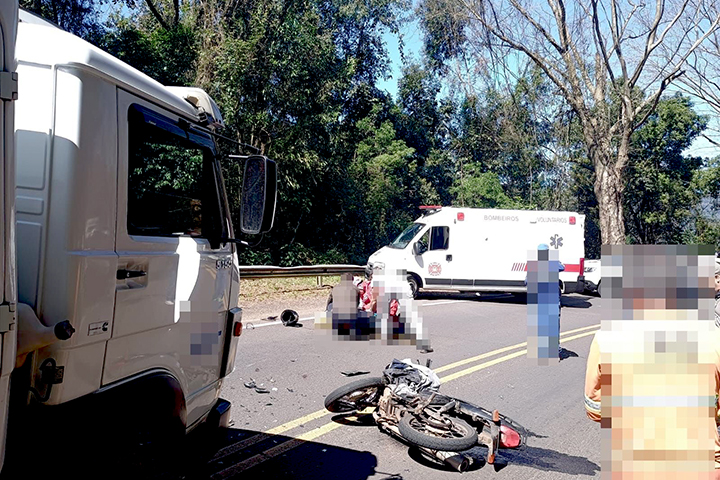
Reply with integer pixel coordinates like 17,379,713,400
399,410,478,451
324,377,386,413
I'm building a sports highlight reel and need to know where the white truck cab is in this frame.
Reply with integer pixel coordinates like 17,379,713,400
369,206,586,297
0,5,277,473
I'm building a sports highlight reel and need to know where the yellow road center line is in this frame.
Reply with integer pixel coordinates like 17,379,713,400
230,325,599,474
439,349,528,383
213,423,345,479
295,420,344,442
210,432,272,463
264,324,600,435
265,408,331,435
560,329,599,344
439,328,599,383
433,323,599,373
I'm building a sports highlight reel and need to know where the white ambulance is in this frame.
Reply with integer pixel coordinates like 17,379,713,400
368,206,586,297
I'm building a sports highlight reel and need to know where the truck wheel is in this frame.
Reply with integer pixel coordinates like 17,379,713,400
407,274,420,299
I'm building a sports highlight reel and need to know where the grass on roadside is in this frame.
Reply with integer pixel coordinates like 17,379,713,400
239,276,341,303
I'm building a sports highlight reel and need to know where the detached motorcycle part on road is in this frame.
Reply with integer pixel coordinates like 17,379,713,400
324,360,526,473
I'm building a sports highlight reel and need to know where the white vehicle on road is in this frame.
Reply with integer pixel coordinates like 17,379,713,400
369,206,586,297
0,4,277,472
583,259,601,296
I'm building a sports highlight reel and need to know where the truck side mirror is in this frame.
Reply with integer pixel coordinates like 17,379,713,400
240,155,277,234
413,242,421,256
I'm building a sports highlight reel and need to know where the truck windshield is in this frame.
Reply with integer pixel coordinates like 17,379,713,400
389,223,425,249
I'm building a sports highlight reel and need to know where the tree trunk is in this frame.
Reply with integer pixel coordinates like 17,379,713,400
594,161,626,245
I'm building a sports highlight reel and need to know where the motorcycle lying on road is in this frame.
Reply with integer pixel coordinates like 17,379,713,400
324,359,526,473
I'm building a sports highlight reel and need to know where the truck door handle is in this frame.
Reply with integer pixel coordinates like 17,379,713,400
446,255,453,262
117,269,147,280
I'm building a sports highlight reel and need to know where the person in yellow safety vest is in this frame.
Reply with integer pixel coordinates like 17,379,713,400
584,247,720,479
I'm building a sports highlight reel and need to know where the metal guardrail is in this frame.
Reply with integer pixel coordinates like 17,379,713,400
238,264,366,279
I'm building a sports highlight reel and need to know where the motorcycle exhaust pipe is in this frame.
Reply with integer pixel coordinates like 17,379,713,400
416,446,471,473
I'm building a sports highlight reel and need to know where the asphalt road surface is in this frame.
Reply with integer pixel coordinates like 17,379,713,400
172,292,602,480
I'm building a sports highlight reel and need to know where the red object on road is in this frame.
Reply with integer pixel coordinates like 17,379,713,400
499,425,521,448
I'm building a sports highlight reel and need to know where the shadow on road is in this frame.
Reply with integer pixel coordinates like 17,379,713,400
498,444,600,476
420,290,595,309
13,426,380,480
403,441,599,478
174,426,379,480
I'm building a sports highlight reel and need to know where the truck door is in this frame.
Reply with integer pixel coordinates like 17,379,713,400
417,226,454,289
0,1,17,470
105,90,234,427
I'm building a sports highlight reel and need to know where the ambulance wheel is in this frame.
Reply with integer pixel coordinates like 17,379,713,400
407,274,420,299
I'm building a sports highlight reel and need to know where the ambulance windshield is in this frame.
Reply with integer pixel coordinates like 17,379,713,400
389,223,425,249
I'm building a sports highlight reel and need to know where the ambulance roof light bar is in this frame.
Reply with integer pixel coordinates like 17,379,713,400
419,205,442,216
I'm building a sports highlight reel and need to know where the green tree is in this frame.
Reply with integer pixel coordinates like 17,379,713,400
20,0,106,40
689,156,720,251
418,0,720,244
350,103,416,251
450,166,519,209
624,95,707,244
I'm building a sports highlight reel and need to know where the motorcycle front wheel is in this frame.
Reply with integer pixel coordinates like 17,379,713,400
324,377,386,413
398,409,478,451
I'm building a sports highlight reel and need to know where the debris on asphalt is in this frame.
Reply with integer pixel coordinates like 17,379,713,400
244,379,257,389
287,388,294,392
246,323,255,330
271,387,278,392
255,387,270,394
281,309,299,326
341,370,370,377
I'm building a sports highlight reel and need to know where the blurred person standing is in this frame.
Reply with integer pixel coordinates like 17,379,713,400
583,245,720,479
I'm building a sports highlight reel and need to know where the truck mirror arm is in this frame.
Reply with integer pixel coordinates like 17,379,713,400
184,123,260,155
212,234,265,249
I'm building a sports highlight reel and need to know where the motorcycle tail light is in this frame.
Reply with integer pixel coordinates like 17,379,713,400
499,425,521,448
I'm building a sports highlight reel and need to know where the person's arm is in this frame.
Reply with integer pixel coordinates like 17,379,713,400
584,333,602,422
389,298,399,317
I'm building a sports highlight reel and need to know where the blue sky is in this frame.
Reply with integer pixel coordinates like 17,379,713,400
98,2,719,161
376,20,424,100
377,23,720,161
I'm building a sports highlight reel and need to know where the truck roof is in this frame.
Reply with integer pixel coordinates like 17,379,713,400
17,9,202,120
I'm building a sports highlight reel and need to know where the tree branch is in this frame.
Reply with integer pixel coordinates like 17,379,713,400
591,0,615,85
145,0,169,29
629,0,689,87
